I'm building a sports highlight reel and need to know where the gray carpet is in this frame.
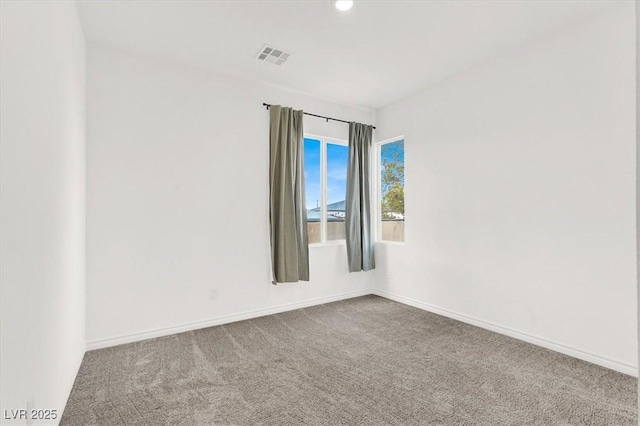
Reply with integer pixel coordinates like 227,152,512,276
61,295,637,425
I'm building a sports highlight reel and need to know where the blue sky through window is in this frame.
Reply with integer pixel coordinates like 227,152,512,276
304,138,321,210
304,137,404,212
326,143,347,206
304,138,348,211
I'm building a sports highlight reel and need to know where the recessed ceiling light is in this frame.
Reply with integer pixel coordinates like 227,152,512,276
335,0,353,12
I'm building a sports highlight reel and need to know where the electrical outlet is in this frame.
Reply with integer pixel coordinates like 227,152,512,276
208,289,217,301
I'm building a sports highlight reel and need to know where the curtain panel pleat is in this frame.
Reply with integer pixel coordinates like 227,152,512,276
269,105,309,283
346,122,375,272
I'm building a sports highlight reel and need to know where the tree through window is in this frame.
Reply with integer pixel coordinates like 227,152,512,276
378,139,405,242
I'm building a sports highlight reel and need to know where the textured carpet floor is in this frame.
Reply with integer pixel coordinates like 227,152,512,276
61,295,637,425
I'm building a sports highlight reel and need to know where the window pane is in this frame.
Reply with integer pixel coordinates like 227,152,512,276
380,140,404,242
326,143,348,241
304,138,321,244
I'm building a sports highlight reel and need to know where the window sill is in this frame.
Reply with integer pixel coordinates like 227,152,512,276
309,240,347,248
375,241,405,246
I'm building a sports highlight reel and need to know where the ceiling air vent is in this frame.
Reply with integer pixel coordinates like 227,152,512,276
255,44,290,66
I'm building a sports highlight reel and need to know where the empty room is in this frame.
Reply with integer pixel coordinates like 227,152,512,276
1,0,638,424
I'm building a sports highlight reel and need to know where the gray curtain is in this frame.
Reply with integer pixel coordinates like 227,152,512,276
269,105,309,283
346,122,375,272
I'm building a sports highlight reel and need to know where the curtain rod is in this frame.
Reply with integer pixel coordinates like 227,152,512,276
262,103,376,130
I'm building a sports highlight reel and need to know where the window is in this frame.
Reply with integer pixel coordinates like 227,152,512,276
304,135,348,245
377,138,405,243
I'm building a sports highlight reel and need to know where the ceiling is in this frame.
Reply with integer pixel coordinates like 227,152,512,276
76,0,615,110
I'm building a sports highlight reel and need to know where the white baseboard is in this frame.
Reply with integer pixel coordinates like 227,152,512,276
372,289,638,377
86,289,371,351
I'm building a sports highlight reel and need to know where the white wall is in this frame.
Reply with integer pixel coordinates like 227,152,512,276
86,45,374,347
373,4,637,375
0,1,86,422
635,0,639,407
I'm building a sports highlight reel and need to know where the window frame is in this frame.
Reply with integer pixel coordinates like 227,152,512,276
304,133,349,247
375,136,406,245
